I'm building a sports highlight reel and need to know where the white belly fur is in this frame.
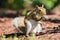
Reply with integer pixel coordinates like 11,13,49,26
26,19,42,34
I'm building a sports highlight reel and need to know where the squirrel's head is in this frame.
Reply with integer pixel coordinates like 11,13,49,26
32,5,46,21
35,5,46,16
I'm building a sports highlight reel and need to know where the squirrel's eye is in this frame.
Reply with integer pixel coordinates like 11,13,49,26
39,10,41,11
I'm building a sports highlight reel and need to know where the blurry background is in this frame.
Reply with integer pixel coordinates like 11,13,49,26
0,0,60,17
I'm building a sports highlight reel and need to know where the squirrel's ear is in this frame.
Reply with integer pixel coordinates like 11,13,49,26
42,5,44,8
36,5,39,9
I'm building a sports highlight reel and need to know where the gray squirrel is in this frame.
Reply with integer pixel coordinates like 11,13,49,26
11,5,48,36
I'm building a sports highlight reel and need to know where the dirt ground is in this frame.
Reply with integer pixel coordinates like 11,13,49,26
0,15,60,40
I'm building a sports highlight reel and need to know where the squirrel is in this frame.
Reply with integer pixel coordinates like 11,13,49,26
11,5,48,36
